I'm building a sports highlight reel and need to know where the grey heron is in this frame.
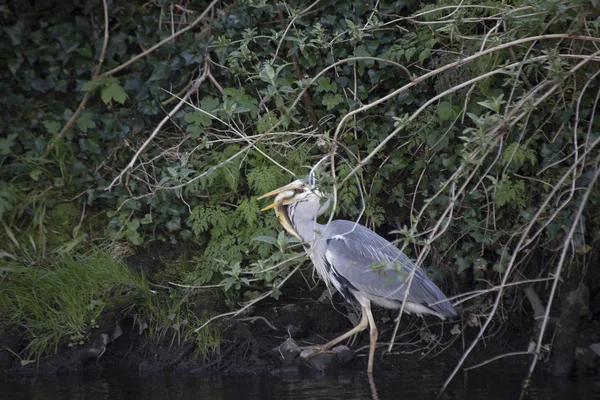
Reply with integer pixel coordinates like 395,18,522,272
258,178,457,373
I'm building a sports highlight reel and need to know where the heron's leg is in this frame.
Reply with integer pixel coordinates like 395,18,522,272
364,305,378,374
298,305,369,352
322,305,369,350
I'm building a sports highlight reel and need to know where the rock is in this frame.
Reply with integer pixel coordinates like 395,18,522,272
589,343,600,358
332,345,354,365
299,349,339,372
278,338,300,364
574,347,598,370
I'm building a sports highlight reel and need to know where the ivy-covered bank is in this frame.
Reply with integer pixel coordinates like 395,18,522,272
2,0,600,380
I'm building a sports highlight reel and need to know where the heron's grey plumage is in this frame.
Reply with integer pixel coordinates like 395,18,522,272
290,209,456,319
259,179,457,372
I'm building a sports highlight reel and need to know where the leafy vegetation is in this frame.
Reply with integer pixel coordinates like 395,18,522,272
1,0,600,379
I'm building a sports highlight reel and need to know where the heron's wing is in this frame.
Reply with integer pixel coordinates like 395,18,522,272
323,220,456,318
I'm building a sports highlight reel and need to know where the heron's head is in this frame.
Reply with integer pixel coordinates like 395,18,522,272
258,178,331,238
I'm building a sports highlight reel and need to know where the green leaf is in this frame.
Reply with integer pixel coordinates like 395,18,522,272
165,217,181,232
316,76,337,93
353,44,373,67
495,177,526,209
251,236,278,246
478,94,505,114
437,101,456,121
502,143,537,168
148,63,170,82
81,77,119,92
257,112,278,134
248,166,286,194
4,21,25,46
127,230,144,246
222,88,258,118
44,120,61,134
184,111,212,127
236,198,259,225
322,93,344,110
457,258,470,274
0,134,18,155
223,277,236,291
140,214,153,224
101,83,128,105
76,112,96,133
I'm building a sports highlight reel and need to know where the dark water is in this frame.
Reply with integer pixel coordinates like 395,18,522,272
3,367,600,400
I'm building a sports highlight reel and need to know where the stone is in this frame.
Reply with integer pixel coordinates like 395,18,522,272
332,345,354,365
278,338,300,364
299,349,340,372
574,347,598,370
589,343,600,358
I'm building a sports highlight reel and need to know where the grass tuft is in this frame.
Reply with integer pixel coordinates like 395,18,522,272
0,248,220,363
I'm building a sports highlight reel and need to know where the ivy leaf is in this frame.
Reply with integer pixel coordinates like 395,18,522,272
148,63,170,82
76,112,96,133
165,217,181,232
322,93,344,110
457,258,470,274
184,111,212,126
127,230,144,246
44,120,61,134
316,76,337,93
4,21,25,46
0,134,18,155
101,83,128,105
0,182,19,218
353,44,373,67
81,77,119,92
184,108,213,138
222,88,258,118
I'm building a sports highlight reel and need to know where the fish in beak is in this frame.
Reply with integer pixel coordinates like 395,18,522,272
257,180,305,211
257,181,305,241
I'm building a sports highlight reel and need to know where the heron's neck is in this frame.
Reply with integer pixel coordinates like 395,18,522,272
288,212,324,245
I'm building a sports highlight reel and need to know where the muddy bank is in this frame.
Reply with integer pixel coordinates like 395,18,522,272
0,298,451,376
2,243,600,379
5,291,598,378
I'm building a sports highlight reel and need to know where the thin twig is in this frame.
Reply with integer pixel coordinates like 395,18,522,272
106,56,217,191
274,0,322,133
464,351,534,371
100,0,219,78
41,0,110,159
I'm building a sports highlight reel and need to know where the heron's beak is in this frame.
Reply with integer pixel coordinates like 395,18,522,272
257,182,303,211
257,181,305,242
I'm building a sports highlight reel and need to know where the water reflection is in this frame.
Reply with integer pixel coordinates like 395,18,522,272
3,367,600,400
